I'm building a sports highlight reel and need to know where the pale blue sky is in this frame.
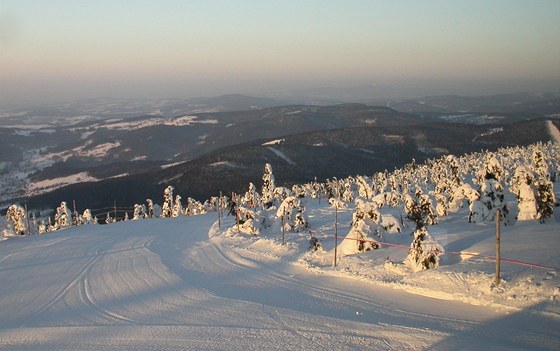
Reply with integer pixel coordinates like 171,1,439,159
1,0,559,105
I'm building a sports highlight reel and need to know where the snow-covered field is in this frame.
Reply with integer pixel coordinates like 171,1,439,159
1,200,559,350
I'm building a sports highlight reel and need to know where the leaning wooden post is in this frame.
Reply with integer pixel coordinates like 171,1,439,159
334,203,338,267
495,209,501,286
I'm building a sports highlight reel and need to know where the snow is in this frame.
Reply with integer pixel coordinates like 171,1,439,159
30,141,123,168
262,139,285,146
209,161,242,168
98,116,218,131
1,198,559,350
27,172,98,195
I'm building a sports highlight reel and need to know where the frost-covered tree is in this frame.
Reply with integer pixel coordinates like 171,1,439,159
184,197,200,216
356,176,373,199
510,166,533,200
133,203,146,220
261,163,276,208
435,193,448,217
449,183,480,215
243,182,261,208
446,154,461,186
535,178,555,222
342,180,354,203
276,196,308,232
517,179,538,221
105,212,114,224
403,192,436,229
404,227,444,272
473,170,509,224
146,199,154,218
161,186,174,218
82,209,96,224
338,219,380,256
353,198,381,226
231,206,260,235
172,195,183,217
3,204,27,236
54,201,72,230
531,149,555,221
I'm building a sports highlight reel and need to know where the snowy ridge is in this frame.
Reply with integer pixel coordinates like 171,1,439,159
548,120,560,143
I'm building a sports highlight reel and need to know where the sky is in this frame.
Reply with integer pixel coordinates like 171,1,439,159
1,0,559,106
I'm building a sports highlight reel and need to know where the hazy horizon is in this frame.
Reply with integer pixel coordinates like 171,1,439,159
1,0,559,107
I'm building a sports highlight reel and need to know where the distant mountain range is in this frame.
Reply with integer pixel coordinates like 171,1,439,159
1,92,559,212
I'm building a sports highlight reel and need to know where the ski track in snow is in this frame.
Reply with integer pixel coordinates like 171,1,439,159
0,215,559,350
267,147,296,165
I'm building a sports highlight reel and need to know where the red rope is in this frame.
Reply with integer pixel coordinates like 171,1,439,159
318,233,556,270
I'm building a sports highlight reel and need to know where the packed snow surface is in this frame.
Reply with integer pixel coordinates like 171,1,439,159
1,202,559,350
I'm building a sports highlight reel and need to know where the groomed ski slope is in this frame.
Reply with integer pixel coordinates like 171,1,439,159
0,209,559,350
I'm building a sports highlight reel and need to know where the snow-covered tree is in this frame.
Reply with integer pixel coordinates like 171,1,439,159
517,180,538,221
404,226,444,272
403,192,437,229
532,149,555,221
276,196,307,232
133,203,146,220
341,180,354,203
172,195,183,217
535,178,555,222
105,212,114,224
242,182,261,208
356,176,373,199
473,173,509,224
161,186,174,218
510,166,534,199
54,201,72,230
82,209,96,224
261,163,276,208
231,206,260,235
146,199,154,218
3,204,27,236
337,218,379,257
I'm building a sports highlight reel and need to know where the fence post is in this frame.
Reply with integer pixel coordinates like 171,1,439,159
334,204,338,267
234,192,240,233
25,204,31,235
218,191,222,228
281,207,286,246
495,209,501,286
73,200,77,226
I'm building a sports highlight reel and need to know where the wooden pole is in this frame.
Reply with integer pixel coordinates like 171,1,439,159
495,209,501,286
281,207,285,246
234,192,240,233
114,200,117,222
334,204,338,267
25,204,31,235
73,200,77,226
218,191,222,228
